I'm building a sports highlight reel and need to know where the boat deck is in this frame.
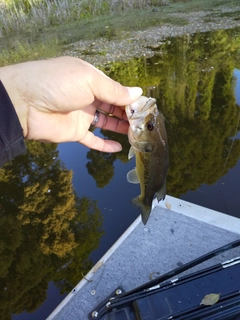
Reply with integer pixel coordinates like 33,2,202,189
47,196,240,320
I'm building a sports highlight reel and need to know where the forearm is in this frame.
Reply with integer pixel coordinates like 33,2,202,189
0,80,26,167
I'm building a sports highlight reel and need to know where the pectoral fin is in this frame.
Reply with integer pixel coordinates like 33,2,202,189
156,179,167,202
127,169,139,184
128,146,135,160
131,197,151,225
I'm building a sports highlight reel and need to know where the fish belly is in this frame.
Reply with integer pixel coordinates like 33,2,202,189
133,150,167,224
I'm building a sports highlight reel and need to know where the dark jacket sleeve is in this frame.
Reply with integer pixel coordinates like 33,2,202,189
0,80,26,167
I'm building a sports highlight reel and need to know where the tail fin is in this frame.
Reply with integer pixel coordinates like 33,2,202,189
131,197,151,225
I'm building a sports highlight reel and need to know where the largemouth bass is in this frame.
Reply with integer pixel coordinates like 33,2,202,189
125,96,168,225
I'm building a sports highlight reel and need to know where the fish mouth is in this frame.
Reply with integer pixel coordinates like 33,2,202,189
126,97,157,120
126,97,159,137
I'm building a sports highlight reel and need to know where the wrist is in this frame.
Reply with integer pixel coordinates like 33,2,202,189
0,65,28,137
0,80,27,166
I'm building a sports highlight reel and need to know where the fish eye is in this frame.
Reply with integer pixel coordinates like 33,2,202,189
146,122,154,131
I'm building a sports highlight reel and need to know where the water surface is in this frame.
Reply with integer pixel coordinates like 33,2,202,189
1,27,240,319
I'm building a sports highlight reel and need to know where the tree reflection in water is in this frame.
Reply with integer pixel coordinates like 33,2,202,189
94,28,240,196
0,142,103,319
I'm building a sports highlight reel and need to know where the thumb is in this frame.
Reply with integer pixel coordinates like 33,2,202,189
90,71,143,105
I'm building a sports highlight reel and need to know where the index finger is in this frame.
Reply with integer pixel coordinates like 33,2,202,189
79,130,123,152
94,102,127,120
94,111,129,134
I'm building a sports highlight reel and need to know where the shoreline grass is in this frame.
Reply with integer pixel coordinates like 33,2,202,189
0,0,155,35
0,0,239,36
0,0,240,66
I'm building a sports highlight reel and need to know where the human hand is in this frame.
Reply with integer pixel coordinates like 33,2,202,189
0,57,142,152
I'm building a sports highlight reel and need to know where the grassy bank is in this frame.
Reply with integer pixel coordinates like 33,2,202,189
0,0,239,66
0,0,239,35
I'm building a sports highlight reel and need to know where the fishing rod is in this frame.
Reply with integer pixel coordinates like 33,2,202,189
90,238,240,319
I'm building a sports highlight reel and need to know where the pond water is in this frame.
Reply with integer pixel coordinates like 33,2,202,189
1,27,240,320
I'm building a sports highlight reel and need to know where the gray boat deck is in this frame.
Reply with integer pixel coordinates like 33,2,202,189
47,196,240,320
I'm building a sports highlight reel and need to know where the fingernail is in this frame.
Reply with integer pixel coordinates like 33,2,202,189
127,87,143,99
113,143,122,152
